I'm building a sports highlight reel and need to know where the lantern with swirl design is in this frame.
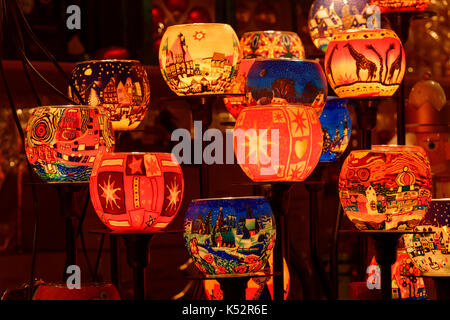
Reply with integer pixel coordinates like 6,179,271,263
339,148,432,230
239,31,305,59
89,152,184,231
25,106,115,183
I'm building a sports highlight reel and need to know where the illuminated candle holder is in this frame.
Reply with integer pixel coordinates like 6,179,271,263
246,59,328,116
159,23,241,96
319,97,351,162
25,106,115,183
324,29,406,98
69,60,150,131
89,152,184,232
338,148,432,230
183,197,276,275
234,105,323,183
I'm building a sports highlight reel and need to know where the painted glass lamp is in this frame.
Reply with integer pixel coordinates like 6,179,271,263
239,31,305,59
338,148,432,230
69,60,150,131
234,105,323,183
319,97,351,162
159,23,241,96
183,197,276,275
25,106,115,183
308,0,379,53
404,199,450,275
370,0,430,12
324,29,406,98
89,152,184,231
245,59,328,116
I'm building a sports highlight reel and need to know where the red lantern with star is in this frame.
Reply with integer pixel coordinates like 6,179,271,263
233,105,323,182
89,152,184,231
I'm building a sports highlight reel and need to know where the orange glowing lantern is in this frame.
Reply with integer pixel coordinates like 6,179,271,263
339,148,432,230
234,105,323,182
370,0,430,12
325,29,406,98
239,31,305,59
89,152,184,231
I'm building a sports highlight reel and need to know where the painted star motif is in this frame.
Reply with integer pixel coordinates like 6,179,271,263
166,180,181,211
99,175,121,209
239,122,274,166
128,156,143,174
193,31,206,41
291,109,309,137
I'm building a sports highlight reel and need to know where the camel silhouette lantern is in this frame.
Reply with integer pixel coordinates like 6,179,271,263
325,29,406,98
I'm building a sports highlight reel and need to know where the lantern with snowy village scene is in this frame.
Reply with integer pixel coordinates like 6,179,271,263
324,28,405,98
370,0,430,12
239,31,305,59
338,148,432,230
159,23,241,96
25,106,115,183
69,60,150,131
89,152,184,232
234,105,323,183
319,97,351,162
404,199,450,276
245,59,327,116
308,0,380,53
184,197,276,275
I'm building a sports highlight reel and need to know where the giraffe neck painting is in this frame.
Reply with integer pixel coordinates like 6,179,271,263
325,29,406,98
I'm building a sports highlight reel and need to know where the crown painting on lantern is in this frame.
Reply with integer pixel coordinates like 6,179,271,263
159,23,241,96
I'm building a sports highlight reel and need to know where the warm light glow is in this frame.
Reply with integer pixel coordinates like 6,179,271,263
90,152,184,231
183,197,276,275
240,31,305,59
25,106,115,183
234,106,323,182
339,148,432,230
70,60,150,131
370,0,430,12
245,59,327,116
159,23,241,96
325,29,406,98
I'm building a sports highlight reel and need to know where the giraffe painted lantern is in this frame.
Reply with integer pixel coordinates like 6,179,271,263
89,152,184,231
404,199,450,275
325,29,406,98
370,0,430,12
338,148,432,230
308,0,379,53
234,105,323,183
25,106,115,183
245,59,327,116
69,60,150,131
159,23,241,96
239,31,305,59
183,197,276,275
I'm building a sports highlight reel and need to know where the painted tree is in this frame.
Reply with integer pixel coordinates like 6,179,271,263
88,88,100,106
271,78,296,101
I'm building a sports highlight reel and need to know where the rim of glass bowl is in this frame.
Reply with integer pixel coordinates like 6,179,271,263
190,196,267,203
250,57,320,64
74,59,141,65
32,105,103,109
241,30,300,36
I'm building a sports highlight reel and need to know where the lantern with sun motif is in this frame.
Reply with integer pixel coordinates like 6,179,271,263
370,0,430,12
69,60,150,131
159,23,241,96
319,97,351,162
184,197,276,275
246,59,327,116
240,31,305,59
234,105,323,183
25,106,115,183
308,0,379,53
404,199,450,275
89,152,184,231
325,29,406,98
338,148,432,230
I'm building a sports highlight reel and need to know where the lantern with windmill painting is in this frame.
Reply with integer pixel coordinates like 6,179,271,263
324,29,406,98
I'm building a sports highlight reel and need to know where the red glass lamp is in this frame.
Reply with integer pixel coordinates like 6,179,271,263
339,148,432,230
370,0,430,12
234,105,323,182
325,29,406,98
89,152,184,231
